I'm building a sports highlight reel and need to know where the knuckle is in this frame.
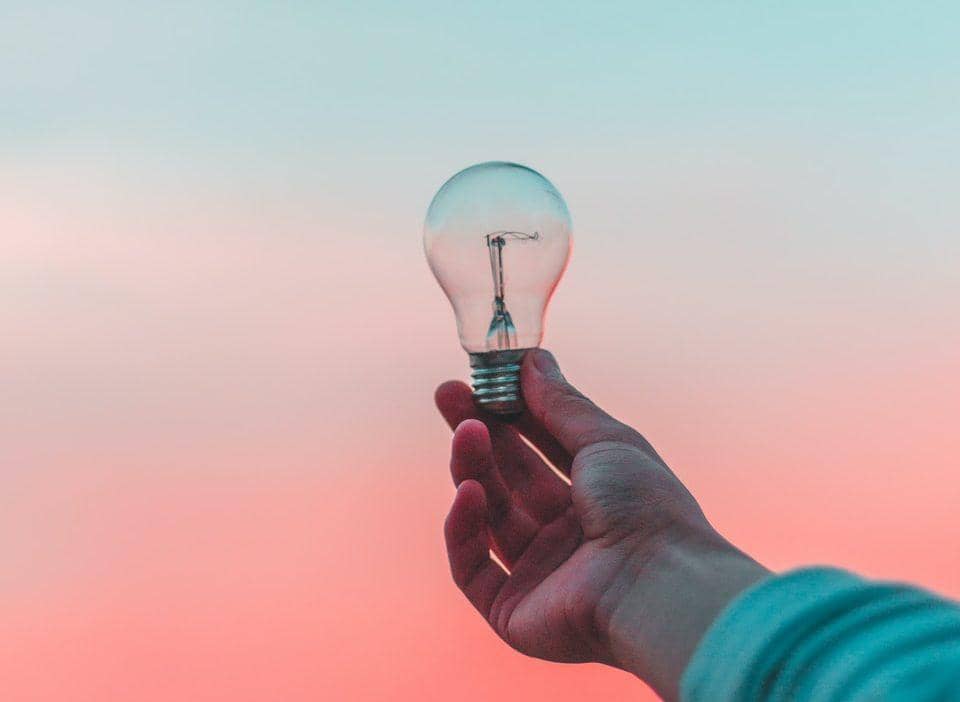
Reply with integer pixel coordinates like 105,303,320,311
575,440,643,462
552,381,590,407
486,496,510,527
572,441,643,474
546,385,593,424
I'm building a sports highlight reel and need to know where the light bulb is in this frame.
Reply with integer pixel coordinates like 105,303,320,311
424,161,572,414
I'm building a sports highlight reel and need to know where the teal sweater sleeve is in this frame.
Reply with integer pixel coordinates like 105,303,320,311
680,567,960,702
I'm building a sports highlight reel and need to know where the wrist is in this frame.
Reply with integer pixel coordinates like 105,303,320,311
601,528,770,701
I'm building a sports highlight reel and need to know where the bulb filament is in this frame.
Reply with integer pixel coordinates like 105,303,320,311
484,230,540,349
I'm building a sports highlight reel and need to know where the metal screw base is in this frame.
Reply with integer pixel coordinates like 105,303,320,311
468,349,530,415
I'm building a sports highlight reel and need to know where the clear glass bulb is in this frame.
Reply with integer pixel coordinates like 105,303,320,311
424,161,572,414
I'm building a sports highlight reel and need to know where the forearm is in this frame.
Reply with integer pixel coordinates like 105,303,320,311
605,531,770,701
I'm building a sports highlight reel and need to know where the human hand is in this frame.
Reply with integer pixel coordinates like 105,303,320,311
437,350,768,700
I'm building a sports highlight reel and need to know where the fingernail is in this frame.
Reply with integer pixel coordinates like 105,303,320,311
454,418,481,434
531,349,563,380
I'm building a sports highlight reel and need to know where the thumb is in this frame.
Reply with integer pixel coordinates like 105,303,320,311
521,349,639,456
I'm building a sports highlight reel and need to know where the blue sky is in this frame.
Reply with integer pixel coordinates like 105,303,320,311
3,3,957,282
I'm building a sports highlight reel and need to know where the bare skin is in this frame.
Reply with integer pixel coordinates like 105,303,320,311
438,349,769,701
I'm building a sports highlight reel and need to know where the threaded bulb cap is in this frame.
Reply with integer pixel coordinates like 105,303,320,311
469,349,529,415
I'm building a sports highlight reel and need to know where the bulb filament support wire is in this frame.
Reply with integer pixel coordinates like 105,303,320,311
484,230,539,350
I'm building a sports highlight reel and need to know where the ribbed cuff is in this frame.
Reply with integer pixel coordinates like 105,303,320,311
680,567,866,702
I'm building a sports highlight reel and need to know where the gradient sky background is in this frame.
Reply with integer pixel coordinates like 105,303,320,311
3,3,959,700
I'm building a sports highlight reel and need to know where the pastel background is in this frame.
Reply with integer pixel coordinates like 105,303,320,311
2,3,958,700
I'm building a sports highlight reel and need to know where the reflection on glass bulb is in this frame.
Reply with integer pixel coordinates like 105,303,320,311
424,161,572,414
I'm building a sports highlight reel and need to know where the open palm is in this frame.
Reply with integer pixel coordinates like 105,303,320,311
437,350,707,666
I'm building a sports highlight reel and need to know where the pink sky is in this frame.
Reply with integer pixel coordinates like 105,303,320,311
2,154,958,700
